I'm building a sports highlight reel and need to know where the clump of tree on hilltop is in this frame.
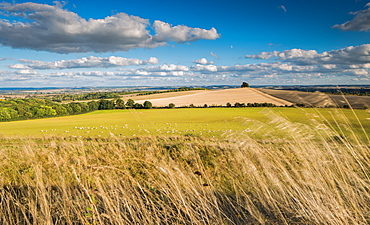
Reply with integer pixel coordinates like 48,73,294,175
241,82,249,88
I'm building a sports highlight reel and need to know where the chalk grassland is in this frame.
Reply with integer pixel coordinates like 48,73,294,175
0,108,368,140
0,108,369,224
124,88,293,107
0,108,267,138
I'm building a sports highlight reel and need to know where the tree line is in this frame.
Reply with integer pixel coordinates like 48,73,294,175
50,92,123,102
0,98,152,122
137,87,207,96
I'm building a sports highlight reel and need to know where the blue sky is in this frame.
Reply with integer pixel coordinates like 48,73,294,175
0,0,369,87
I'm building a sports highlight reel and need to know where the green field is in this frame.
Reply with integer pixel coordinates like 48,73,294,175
0,108,369,140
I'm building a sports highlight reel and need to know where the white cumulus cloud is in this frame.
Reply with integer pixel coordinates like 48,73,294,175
0,2,220,53
193,58,214,65
152,20,220,43
15,70,38,75
333,3,370,31
246,49,318,61
8,64,30,69
11,56,159,70
246,44,370,65
141,64,190,72
191,64,218,72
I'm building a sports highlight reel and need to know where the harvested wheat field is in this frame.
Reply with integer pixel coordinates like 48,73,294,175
128,88,292,107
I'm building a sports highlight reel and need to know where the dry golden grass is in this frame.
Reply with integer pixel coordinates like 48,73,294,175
259,88,370,108
0,109,369,224
127,88,292,107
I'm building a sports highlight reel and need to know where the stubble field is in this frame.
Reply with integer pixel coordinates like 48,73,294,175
125,88,292,107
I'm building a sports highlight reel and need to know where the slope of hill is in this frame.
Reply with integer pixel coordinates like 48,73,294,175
259,88,370,108
126,88,293,107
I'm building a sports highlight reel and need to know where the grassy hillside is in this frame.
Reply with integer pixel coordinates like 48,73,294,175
0,108,368,140
0,108,369,224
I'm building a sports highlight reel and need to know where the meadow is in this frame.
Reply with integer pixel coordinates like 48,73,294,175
0,107,368,140
0,107,369,224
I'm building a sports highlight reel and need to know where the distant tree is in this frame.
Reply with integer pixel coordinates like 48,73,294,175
126,99,135,108
87,101,99,111
168,103,175,109
143,101,152,109
52,105,68,116
295,103,305,107
133,103,143,109
0,108,12,121
67,102,82,114
189,103,195,108
51,96,63,102
16,106,33,118
203,104,208,108
235,102,246,107
79,102,89,113
34,106,57,117
226,102,232,107
0,108,18,121
98,99,114,110
115,99,125,109
241,82,249,88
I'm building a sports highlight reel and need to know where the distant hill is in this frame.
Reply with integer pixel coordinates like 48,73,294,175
259,89,370,109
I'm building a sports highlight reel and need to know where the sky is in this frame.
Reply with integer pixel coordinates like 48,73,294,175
0,0,370,87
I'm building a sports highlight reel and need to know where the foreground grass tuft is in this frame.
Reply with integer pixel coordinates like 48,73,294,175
0,109,369,224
